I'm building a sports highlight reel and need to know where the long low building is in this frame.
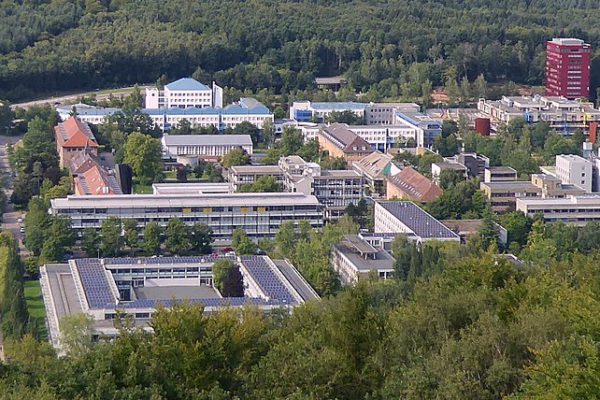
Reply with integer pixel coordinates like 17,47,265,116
40,255,319,351
516,195,600,226
57,97,273,132
161,134,253,158
50,193,324,242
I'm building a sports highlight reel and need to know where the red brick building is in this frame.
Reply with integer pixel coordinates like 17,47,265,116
546,38,591,99
54,117,99,168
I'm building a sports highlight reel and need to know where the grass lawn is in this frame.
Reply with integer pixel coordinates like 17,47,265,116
133,183,153,194
164,170,177,180
24,280,47,340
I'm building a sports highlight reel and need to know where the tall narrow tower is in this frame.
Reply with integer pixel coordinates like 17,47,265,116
546,38,591,99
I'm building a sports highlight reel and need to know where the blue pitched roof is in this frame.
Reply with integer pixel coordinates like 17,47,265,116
142,98,271,117
165,78,210,91
221,104,270,115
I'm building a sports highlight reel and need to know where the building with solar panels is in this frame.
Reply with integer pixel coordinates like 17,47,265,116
373,201,460,243
49,192,324,243
40,255,318,352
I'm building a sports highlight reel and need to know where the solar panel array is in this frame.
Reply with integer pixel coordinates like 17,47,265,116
74,255,296,312
75,259,118,308
241,256,297,304
380,201,459,239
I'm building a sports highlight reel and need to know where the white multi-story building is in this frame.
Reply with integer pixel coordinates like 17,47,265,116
56,104,120,125
50,193,324,242
331,234,395,286
297,123,419,151
161,134,253,158
227,165,285,191
289,101,420,125
345,125,419,151
281,156,365,220
556,154,593,193
56,94,272,133
290,101,368,123
146,98,274,132
145,78,223,109
516,195,600,226
477,95,600,134
393,110,443,147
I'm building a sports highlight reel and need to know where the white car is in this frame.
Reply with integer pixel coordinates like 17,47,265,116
19,227,25,234
17,217,23,224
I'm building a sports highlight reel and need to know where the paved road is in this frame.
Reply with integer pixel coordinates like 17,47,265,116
11,86,140,110
0,142,27,256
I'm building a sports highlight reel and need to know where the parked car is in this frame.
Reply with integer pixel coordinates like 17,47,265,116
19,227,25,233
17,217,23,224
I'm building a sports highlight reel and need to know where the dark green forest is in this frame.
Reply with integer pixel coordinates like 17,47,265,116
3,0,600,101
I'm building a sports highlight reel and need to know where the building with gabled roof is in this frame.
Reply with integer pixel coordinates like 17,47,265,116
68,151,103,175
353,151,401,198
317,123,373,164
74,165,123,196
54,116,99,168
385,167,443,203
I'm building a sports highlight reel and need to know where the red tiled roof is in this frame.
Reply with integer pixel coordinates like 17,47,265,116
55,117,99,148
69,151,102,175
387,167,443,203
75,165,122,195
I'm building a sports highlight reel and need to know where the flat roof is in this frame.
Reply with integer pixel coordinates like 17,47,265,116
480,181,539,191
51,193,321,209
550,38,587,46
441,219,484,233
557,154,589,162
315,76,346,85
309,102,367,111
378,201,460,239
162,135,252,146
342,234,378,255
229,165,283,174
487,166,517,174
433,161,467,170
134,285,220,300
333,243,395,272
518,195,600,206
318,170,362,178
151,182,231,195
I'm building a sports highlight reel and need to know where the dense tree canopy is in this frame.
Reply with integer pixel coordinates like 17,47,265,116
4,0,600,103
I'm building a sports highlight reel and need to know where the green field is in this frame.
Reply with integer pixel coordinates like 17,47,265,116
24,280,47,340
133,183,152,194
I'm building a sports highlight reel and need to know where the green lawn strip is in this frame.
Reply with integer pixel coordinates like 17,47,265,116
24,280,47,340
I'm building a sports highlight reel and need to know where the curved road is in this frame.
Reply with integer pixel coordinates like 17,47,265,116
11,86,140,110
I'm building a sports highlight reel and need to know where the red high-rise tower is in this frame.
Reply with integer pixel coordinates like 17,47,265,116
546,38,591,99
